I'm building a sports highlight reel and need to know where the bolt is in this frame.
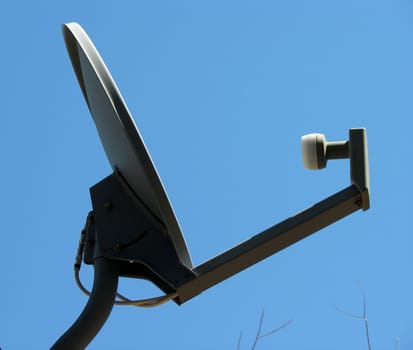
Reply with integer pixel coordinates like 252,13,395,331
104,202,112,210
114,243,121,252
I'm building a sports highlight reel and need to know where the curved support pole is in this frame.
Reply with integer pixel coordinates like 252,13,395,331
51,258,119,350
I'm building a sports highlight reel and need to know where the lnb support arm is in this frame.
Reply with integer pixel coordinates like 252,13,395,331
175,128,370,304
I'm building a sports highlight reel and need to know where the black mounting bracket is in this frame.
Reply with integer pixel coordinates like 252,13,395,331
83,172,196,297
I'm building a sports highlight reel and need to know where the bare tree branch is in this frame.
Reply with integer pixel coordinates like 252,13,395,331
237,331,243,350
258,319,293,339
251,310,265,350
335,307,364,320
246,310,292,350
359,284,372,350
237,331,242,350
336,284,372,350
236,310,292,350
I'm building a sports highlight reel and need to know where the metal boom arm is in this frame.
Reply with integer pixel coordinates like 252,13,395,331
177,185,362,303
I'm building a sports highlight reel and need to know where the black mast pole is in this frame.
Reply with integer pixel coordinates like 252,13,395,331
51,258,119,350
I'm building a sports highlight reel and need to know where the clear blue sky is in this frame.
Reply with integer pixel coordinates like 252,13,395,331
1,1,412,349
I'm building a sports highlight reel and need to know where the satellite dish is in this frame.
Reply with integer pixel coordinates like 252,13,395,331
54,22,370,350
63,22,192,269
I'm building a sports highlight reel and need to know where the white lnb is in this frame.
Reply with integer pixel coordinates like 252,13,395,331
301,133,327,170
302,133,350,170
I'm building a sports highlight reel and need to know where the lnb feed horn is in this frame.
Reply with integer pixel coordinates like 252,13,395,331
301,133,349,170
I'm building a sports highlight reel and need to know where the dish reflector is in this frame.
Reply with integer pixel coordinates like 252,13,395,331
63,23,192,268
